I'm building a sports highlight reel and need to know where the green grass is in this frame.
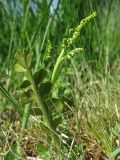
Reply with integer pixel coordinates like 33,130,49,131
0,0,120,159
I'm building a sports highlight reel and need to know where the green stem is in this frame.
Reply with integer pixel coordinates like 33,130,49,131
51,49,65,83
25,63,60,146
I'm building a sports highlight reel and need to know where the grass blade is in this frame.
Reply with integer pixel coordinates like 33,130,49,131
0,82,18,108
109,148,120,160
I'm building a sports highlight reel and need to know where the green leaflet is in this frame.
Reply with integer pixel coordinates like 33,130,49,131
15,64,26,73
34,68,48,85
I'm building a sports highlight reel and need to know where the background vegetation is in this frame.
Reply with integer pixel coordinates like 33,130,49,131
0,0,120,159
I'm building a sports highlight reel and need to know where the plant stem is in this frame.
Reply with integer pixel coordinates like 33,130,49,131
25,63,60,146
51,49,65,83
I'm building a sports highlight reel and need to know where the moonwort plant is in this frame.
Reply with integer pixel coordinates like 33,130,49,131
51,12,96,83
6,11,96,158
